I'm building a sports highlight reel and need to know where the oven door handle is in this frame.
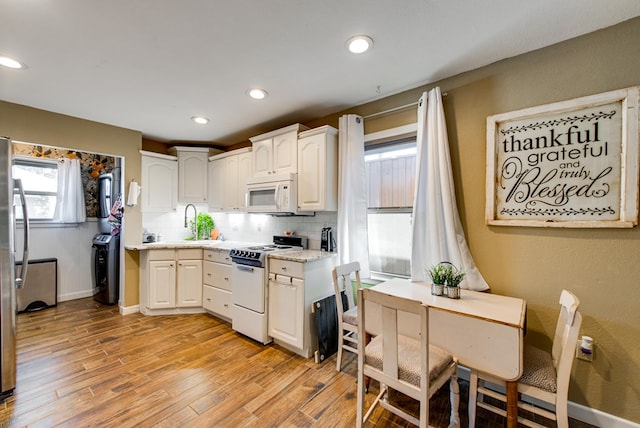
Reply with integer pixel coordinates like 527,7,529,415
236,265,255,272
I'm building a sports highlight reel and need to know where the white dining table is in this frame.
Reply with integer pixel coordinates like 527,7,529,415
368,278,527,428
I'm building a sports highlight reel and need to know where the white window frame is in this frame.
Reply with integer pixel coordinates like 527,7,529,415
13,156,59,223
364,123,418,280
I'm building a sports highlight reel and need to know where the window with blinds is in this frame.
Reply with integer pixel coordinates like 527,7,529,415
365,139,416,277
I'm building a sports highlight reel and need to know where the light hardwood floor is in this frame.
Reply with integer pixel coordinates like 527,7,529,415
0,298,594,427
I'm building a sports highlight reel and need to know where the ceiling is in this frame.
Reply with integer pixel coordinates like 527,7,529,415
2,1,640,147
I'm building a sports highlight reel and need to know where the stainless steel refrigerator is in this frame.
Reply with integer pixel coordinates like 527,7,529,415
0,137,30,401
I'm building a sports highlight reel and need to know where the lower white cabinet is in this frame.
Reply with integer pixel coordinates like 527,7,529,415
140,248,203,314
202,249,233,320
268,273,304,349
267,255,337,358
148,260,176,309
176,259,203,307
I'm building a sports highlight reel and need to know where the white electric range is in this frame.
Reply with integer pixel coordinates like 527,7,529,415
229,235,307,344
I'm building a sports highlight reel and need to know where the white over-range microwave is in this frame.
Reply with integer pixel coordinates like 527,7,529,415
245,173,299,214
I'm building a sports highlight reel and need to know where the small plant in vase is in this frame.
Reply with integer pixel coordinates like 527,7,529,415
426,262,466,299
426,262,450,296
444,264,466,299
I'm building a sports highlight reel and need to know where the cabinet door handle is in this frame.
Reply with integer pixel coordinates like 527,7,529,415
224,277,229,281
281,266,287,271
170,263,174,267
207,273,212,277
223,303,228,308
206,297,211,301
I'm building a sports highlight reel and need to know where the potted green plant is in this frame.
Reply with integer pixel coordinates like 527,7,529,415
444,264,466,299
426,262,450,296
188,212,215,240
426,262,466,299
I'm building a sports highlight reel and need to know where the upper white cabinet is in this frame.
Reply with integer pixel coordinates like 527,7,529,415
250,124,308,177
140,150,178,212
224,150,252,211
171,146,217,203
208,148,252,212
207,157,225,211
297,126,338,212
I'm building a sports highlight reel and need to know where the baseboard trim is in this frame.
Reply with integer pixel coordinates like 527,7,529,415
568,401,640,428
58,290,94,302
457,367,639,428
120,304,140,316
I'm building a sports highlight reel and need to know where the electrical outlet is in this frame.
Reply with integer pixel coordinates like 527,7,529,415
576,340,594,361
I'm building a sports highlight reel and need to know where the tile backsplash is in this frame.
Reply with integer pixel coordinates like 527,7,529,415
142,204,337,250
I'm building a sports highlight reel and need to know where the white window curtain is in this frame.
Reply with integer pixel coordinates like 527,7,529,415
53,158,86,223
410,87,489,291
338,114,371,278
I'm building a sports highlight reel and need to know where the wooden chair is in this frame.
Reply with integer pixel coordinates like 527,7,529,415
468,290,582,428
356,287,460,428
332,261,361,371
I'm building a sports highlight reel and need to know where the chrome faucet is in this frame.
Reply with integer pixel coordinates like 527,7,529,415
184,204,198,240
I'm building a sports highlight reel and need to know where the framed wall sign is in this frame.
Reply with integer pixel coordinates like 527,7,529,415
486,87,639,228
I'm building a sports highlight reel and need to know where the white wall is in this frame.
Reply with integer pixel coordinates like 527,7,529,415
142,203,337,250
16,220,101,302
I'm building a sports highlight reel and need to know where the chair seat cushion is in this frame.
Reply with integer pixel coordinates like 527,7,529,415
342,306,358,326
519,344,557,393
365,334,454,387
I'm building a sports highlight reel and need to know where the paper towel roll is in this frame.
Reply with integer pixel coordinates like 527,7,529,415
127,180,141,206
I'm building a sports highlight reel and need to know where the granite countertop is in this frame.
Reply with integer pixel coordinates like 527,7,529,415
126,242,338,263
268,249,337,263
125,240,250,251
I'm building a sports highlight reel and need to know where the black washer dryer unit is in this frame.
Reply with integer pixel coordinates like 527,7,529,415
92,233,119,305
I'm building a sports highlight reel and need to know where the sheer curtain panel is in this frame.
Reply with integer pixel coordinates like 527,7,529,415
338,114,370,278
410,87,488,291
53,158,86,223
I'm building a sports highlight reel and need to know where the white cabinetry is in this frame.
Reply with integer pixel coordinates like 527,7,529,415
208,148,252,212
140,151,178,212
171,146,212,203
140,248,203,315
269,272,304,349
177,258,203,307
297,126,338,211
202,249,233,321
250,124,308,177
207,158,225,211
148,258,176,309
267,255,337,358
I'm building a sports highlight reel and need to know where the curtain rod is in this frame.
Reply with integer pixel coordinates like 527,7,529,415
362,92,447,120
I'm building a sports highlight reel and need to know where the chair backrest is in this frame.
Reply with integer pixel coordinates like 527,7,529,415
332,261,361,316
358,287,429,395
552,290,582,399
552,290,580,367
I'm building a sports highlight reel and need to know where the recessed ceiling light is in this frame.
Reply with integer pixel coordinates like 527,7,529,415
0,55,25,69
346,35,373,54
191,116,209,125
248,88,268,100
